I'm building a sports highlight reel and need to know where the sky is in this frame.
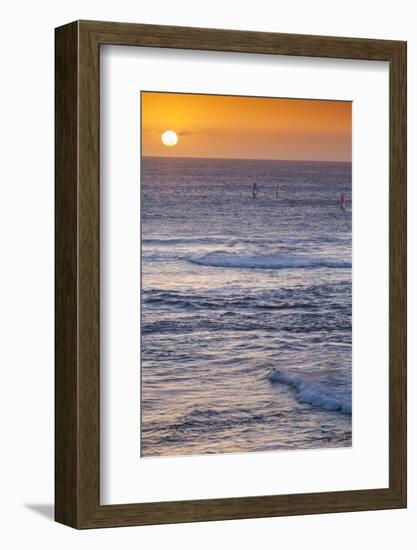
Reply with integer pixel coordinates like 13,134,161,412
141,91,352,162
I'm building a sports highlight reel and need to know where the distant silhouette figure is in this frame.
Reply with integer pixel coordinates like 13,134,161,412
252,182,259,199
339,193,347,212
275,183,283,197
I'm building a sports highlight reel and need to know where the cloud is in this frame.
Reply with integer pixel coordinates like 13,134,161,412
142,124,213,137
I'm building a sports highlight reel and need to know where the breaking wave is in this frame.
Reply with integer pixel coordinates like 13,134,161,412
268,369,351,415
188,251,351,270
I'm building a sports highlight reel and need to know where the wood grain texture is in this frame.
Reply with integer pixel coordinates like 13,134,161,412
388,41,407,503
55,20,407,529
55,21,79,527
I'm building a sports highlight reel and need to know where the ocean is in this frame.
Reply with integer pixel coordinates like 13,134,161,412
141,156,352,457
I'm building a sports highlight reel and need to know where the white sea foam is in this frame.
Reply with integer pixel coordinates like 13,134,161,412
189,251,351,270
268,369,352,415
141,157,352,455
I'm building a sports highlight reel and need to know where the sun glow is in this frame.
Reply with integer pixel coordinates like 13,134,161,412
143,92,352,161
161,130,178,147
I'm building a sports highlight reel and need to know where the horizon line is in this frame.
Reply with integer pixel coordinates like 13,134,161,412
142,154,352,164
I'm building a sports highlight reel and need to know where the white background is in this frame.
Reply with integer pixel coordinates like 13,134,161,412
101,47,389,504
0,0,415,548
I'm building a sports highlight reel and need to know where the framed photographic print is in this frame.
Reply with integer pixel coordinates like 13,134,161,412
55,20,406,528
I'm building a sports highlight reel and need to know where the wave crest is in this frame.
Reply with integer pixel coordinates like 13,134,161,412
268,369,351,415
188,252,351,270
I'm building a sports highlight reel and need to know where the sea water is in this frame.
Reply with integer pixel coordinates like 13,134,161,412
141,157,352,457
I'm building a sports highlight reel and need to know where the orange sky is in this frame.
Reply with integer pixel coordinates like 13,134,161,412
141,92,352,162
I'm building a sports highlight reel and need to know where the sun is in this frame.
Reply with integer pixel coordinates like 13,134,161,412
161,130,178,147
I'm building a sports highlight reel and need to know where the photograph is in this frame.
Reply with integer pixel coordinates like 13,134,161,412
140,91,352,457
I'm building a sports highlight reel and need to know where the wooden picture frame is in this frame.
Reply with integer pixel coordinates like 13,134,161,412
55,20,407,529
